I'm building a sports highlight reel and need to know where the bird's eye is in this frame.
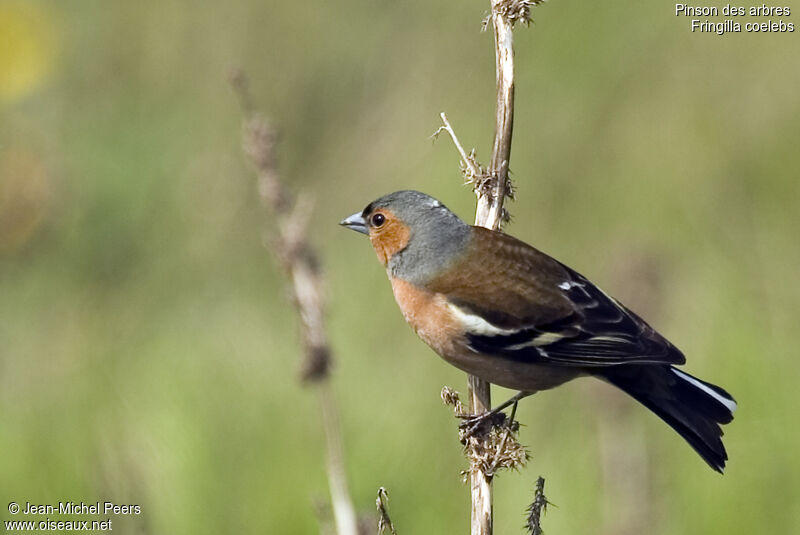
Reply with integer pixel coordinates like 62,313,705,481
371,213,386,227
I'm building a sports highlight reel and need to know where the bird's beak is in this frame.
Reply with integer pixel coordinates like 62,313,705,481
339,212,369,235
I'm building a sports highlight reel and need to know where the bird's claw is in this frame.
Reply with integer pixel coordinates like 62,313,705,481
458,411,508,438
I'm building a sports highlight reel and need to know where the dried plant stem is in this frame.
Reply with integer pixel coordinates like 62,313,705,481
433,113,484,183
478,0,516,230
467,2,523,534
319,383,359,535
467,376,493,535
526,476,549,535
230,69,358,535
376,487,398,535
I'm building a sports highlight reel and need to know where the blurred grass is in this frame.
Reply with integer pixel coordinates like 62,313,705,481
1,0,799,533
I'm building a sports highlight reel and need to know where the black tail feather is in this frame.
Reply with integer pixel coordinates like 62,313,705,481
598,365,736,473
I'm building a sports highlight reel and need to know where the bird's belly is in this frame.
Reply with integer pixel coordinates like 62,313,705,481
438,349,580,393
390,277,580,392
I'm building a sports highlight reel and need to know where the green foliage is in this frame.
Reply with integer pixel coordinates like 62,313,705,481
1,0,798,533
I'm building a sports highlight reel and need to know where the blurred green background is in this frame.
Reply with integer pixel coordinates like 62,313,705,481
2,0,798,533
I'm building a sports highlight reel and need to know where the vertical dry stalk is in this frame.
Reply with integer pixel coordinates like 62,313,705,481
476,0,516,230
525,477,549,535
466,2,532,534
466,372,494,535
230,69,359,535
376,487,398,535
436,1,535,531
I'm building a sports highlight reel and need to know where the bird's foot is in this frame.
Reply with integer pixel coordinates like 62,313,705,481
458,410,514,439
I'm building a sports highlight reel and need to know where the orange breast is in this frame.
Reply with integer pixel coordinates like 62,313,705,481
389,276,580,393
390,277,462,358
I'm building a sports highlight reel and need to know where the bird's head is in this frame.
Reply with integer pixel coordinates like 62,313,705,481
340,190,470,282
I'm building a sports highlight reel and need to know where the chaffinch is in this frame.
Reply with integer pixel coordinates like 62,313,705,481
340,190,736,472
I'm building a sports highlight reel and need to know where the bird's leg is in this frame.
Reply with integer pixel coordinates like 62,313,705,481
459,391,530,436
485,398,521,476
508,396,519,426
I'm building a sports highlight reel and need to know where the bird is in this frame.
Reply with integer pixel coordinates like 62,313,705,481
340,190,736,472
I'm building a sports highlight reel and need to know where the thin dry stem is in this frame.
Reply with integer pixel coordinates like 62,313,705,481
230,68,358,535
436,1,541,532
376,487,398,535
479,0,520,229
432,113,488,185
525,477,549,535
319,384,358,535
469,2,521,534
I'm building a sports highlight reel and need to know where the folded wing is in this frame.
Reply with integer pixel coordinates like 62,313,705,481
429,227,684,367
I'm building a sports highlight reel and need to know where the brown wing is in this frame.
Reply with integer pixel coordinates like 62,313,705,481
426,227,577,329
428,226,685,367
